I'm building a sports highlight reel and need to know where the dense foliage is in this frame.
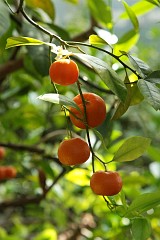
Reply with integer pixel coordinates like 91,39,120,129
0,0,160,239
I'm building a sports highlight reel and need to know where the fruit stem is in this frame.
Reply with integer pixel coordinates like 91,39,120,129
76,80,95,172
63,107,72,139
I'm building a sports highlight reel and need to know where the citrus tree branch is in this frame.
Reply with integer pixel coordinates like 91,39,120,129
0,168,67,210
4,0,65,44
67,41,141,78
0,142,60,165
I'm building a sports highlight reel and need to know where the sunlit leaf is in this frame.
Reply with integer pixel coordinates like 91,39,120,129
89,34,107,45
112,136,151,162
75,53,127,102
145,0,160,7
125,191,160,216
131,218,151,240
137,79,160,110
122,1,139,31
114,30,139,54
6,36,45,49
120,1,155,18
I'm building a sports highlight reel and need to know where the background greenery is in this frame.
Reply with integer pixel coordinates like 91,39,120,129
0,0,160,239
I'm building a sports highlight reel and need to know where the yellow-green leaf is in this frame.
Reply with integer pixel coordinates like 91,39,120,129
137,79,160,110
122,1,139,31
131,218,151,240
6,36,45,49
112,81,144,120
120,1,155,18
64,0,79,4
114,30,139,55
112,136,151,162
89,34,108,45
125,191,160,216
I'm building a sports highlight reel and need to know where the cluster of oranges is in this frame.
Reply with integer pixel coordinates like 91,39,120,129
49,59,122,196
0,147,17,180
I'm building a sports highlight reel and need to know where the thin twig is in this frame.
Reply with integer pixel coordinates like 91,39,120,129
76,80,95,172
67,41,141,78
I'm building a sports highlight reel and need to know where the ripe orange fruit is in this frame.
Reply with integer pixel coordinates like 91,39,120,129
90,171,122,196
0,167,6,180
0,166,17,180
69,92,106,129
58,137,90,166
49,59,79,86
0,147,5,160
4,166,17,179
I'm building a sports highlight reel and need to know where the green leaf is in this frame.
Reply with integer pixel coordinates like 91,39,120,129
64,0,79,3
114,29,139,54
92,129,109,151
125,191,160,216
75,53,127,102
40,161,55,178
131,218,151,240
127,54,152,78
145,70,160,84
37,93,80,110
129,84,144,105
112,76,144,120
87,0,112,28
0,2,10,37
89,34,107,45
112,136,151,162
145,0,160,7
148,146,160,162
137,79,160,110
122,1,139,31
27,44,50,77
5,36,45,49
25,0,55,19
120,1,155,18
